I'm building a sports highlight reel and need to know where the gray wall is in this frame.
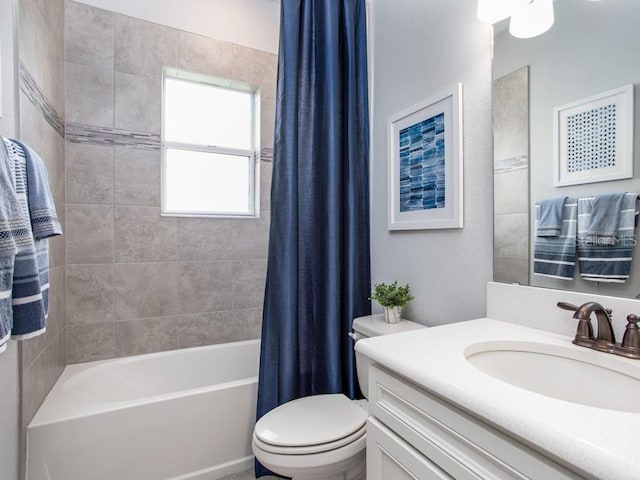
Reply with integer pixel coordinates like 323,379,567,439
18,0,67,420
369,0,493,326
494,0,640,298
17,0,67,477
64,0,276,363
73,0,280,54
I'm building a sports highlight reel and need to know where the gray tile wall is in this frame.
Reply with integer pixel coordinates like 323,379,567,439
64,0,276,364
493,67,529,285
17,0,66,477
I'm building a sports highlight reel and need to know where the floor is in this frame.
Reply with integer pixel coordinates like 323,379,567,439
220,469,281,480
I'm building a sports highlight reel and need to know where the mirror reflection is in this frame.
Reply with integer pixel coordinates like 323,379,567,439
493,0,640,298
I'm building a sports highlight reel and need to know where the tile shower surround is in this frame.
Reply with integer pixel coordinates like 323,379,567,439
64,0,276,363
20,64,65,137
493,68,529,286
17,0,66,476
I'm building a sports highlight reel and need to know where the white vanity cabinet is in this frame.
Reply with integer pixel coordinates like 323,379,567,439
367,417,451,480
367,364,584,480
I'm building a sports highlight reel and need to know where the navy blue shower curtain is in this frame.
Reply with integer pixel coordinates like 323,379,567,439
256,0,371,476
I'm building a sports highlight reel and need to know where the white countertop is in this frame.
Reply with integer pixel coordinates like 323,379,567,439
355,318,640,480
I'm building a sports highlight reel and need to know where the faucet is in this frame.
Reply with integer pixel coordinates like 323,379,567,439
557,301,640,359
558,301,614,348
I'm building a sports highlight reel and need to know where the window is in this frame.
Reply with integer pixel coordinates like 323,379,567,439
162,70,259,217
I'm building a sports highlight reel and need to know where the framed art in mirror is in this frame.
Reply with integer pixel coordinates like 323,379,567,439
387,83,463,230
553,84,634,187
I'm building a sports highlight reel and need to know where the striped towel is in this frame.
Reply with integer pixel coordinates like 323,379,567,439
577,193,639,283
2,138,45,343
0,256,13,353
12,139,62,239
533,197,577,280
537,197,567,237
586,193,625,245
0,137,31,352
0,139,62,350
11,140,61,340
0,138,31,256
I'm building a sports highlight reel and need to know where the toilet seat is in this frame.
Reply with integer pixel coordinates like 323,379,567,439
253,424,366,455
253,432,367,477
254,394,368,449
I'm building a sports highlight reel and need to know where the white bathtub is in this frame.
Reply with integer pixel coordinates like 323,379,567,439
27,340,260,480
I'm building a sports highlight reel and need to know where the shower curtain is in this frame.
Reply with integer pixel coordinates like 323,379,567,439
256,0,371,475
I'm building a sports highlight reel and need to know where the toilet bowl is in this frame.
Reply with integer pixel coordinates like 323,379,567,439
252,315,425,480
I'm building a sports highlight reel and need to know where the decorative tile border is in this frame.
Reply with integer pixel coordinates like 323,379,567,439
66,123,161,151
67,124,271,155
260,147,273,162
20,63,65,138
494,155,528,174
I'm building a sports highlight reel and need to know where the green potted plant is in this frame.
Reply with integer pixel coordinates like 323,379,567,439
369,280,414,324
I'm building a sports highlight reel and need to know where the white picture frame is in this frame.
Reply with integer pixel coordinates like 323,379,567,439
387,83,463,230
553,84,634,187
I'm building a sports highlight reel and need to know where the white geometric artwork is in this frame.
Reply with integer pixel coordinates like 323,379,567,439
554,84,634,187
566,103,617,173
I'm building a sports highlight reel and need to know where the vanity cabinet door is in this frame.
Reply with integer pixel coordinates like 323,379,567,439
367,417,453,480
368,365,582,480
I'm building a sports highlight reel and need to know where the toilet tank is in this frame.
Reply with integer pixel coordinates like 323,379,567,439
351,315,425,399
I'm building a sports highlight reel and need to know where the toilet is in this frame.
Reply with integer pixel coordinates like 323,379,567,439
252,315,425,480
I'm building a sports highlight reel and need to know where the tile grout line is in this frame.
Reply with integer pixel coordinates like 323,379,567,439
111,144,116,357
111,19,117,358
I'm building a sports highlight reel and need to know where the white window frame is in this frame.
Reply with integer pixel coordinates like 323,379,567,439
161,68,260,218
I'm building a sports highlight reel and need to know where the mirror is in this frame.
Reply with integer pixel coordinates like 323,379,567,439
493,0,640,298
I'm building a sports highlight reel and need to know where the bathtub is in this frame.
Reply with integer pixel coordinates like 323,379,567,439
27,339,260,480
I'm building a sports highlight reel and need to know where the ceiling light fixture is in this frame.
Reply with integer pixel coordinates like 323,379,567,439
509,0,555,39
477,0,555,39
477,0,529,24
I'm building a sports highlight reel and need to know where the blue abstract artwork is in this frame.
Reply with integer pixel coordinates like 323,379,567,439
398,112,445,212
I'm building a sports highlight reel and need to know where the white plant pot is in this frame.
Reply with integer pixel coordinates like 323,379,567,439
383,306,402,324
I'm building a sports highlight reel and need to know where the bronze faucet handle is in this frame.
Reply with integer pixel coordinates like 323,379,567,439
557,302,579,312
558,301,594,343
619,314,640,358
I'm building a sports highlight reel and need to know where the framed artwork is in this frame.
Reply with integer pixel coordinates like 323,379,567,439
553,84,634,187
387,84,463,230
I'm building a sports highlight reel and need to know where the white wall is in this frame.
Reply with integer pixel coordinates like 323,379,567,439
0,0,19,478
370,0,493,326
75,0,280,53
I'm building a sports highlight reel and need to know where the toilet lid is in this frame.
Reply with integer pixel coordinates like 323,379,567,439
254,394,367,447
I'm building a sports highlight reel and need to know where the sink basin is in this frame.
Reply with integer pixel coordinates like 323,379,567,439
465,341,640,412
